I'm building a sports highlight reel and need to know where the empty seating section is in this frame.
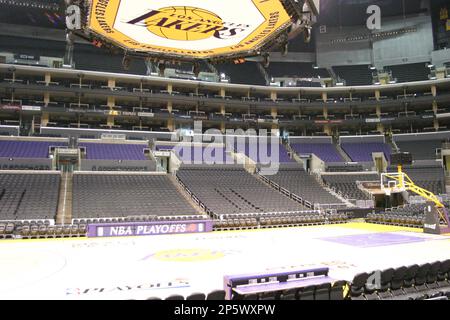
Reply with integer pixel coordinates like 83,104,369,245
263,167,343,206
277,144,294,163
349,260,450,300
156,280,349,300
341,142,391,162
156,145,234,164
395,140,442,160
290,143,343,163
0,35,65,62
234,143,293,164
157,143,292,164
217,62,266,86
72,174,198,218
386,63,430,83
0,140,66,158
267,62,329,78
73,43,147,75
177,167,305,215
0,173,60,220
332,65,373,86
322,174,379,200
388,165,445,195
80,143,147,160
327,164,364,172
0,164,50,171
366,204,427,228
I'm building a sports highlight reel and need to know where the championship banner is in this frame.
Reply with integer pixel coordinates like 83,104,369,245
87,219,213,237
87,0,292,59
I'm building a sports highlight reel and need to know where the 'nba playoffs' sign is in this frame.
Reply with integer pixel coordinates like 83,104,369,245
87,0,291,59
87,220,213,237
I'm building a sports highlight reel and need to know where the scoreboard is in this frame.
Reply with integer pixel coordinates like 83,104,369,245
84,0,293,61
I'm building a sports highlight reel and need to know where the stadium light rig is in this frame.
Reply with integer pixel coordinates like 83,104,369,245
66,0,319,70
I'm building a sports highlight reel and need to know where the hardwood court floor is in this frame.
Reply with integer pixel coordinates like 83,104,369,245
0,223,449,299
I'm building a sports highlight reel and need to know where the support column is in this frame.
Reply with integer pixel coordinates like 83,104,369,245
31,116,35,135
44,92,50,105
323,106,328,119
167,118,174,131
107,96,115,108
44,73,51,85
434,100,439,130
375,90,381,101
434,118,439,131
41,112,49,127
376,105,381,117
377,123,384,133
271,127,280,136
220,88,226,98
270,91,277,101
167,83,173,94
108,79,116,89
322,91,329,135
271,107,277,119
167,100,174,132
107,115,114,127
63,32,74,67
431,85,437,97
433,92,439,130
432,100,438,114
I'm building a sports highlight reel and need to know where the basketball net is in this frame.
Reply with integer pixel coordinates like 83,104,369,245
381,172,407,196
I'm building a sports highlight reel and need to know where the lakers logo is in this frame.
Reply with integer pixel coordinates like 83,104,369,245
127,6,250,41
144,6,224,41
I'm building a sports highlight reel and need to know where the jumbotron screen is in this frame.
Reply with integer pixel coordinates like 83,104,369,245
86,0,292,60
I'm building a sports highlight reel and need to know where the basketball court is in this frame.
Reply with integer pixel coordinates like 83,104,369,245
1,223,449,300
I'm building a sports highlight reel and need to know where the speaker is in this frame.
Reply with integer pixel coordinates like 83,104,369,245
390,152,413,166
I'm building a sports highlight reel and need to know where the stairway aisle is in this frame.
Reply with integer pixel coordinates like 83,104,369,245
56,171,73,225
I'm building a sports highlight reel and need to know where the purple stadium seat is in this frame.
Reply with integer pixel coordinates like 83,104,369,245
80,143,146,160
0,140,67,159
234,142,294,164
290,143,343,163
157,145,234,164
341,143,391,162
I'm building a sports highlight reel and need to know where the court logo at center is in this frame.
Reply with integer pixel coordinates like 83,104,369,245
143,249,238,262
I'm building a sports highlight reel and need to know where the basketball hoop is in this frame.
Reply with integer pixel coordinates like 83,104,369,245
381,172,407,195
